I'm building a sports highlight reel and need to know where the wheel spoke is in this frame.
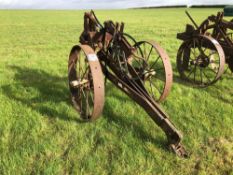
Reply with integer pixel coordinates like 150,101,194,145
146,46,153,61
149,77,156,99
86,90,89,116
203,71,212,83
186,65,195,78
151,81,162,95
90,91,94,103
193,39,197,58
206,66,217,74
193,65,197,82
188,44,196,57
133,56,144,68
81,88,86,98
200,68,203,84
81,66,90,80
149,55,161,70
155,67,165,72
143,42,147,58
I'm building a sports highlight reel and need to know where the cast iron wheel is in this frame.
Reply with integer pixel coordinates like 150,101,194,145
177,35,225,87
130,41,173,102
68,45,104,121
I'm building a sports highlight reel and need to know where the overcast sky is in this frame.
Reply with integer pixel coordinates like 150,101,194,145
0,0,232,9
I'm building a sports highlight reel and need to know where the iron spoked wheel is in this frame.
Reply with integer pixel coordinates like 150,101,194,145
177,35,225,87
68,45,104,121
130,41,173,102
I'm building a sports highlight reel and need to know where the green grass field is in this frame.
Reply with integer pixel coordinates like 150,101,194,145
0,8,232,174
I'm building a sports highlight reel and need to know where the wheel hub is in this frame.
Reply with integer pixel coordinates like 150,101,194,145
143,69,156,80
191,55,210,68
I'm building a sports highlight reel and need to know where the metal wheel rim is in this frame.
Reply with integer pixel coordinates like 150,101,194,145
177,35,225,87
131,40,173,102
68,45,104,121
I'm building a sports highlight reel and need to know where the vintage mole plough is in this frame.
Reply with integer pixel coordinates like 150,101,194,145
68,11,187,156
177,11,233,87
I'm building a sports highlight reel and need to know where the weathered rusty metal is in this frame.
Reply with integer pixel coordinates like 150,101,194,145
68,10,187,157
177,11,233,87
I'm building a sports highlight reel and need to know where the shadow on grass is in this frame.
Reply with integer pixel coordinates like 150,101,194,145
173,72,233,104
2,65,174,152
172,73,193,87
204,71,233,104
1,65,83,123
222,69,233,80
203,83,233,104
102,83,169,153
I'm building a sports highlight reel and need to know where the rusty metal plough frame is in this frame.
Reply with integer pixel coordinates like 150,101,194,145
177,11,233,87
68,10,187,157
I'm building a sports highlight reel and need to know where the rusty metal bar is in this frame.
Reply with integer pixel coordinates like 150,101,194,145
185,10,198,29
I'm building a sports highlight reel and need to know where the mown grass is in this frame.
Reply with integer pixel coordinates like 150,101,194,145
0,8,232,174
